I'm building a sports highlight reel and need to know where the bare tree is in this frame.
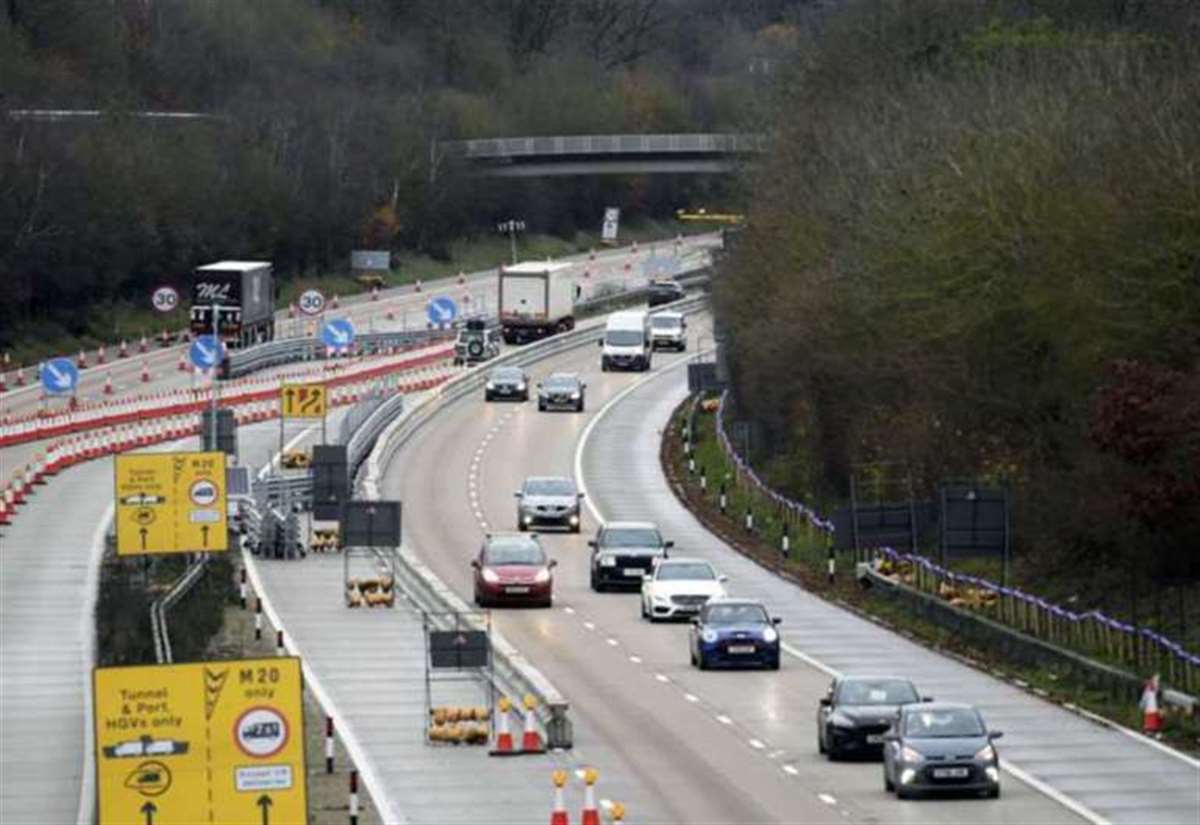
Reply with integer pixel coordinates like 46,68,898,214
576,0,664,68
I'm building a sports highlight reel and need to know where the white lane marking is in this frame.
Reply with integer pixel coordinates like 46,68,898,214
1066,704,1200,769
749,739,766,750
583,621,595,631
684,693,699,703
563,606,575,614
629,655,642,665
782,765,799,777
715,714,732,725
606,638,619,647
567,332,1118,825
654,673,669,683
818,793,837,806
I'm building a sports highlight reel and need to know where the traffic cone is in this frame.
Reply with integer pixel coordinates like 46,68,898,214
77,349,88,368
1140,674,1163,738
631,240,638,254
520,694,545,753
371,286,380,302
490,696,515,755
331,294,340,309
118,340,129,358
141,360,151,383
15,367,25,386
457,270,466,285
0,372,6,393
160,329,170,347
0,497,10,526
178,352,188,372
588,248,596,261
139,335,149,353
580,769,600,825
103,372,114,395
97,345,107,364
550,771,570,825
415,279,423,293
289,303,297,319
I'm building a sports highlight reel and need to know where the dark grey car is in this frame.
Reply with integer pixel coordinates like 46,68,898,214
589,522,673,590
515,476,584,532
883,702,1002,799
537,373,585,412
817,675,928,760
484,366,529,402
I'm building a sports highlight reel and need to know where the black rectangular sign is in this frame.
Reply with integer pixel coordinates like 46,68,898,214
313,445,349,521
341,500,401,547
200,408,237,456
429,630,489,669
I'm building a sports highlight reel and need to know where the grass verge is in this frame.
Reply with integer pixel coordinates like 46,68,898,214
663,397,1200,756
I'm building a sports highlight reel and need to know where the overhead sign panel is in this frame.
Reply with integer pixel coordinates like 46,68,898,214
280,382,327,419
115,451,229,556
93,657,306,825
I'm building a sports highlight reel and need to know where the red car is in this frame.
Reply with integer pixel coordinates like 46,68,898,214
472,533,556,608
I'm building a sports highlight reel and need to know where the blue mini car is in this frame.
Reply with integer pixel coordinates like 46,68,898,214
689,598,782,670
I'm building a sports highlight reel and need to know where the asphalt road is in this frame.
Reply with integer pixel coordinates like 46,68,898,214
383,316,1086,824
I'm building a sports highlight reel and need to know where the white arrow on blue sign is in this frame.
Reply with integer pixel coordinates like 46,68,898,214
426,296,458,325
321,319,355,348
189,335,226,369
40,357,80,394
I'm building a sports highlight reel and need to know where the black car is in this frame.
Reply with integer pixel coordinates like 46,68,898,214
817,675,928,760
883,702,1003,799
537,373,585,412
647,279,685,307
589,522,673,590
484,366,529,402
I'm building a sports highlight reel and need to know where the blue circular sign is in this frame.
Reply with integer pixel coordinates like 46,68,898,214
426,296,458,326
189,335,226,369
321,319,355,349
40,357,80,394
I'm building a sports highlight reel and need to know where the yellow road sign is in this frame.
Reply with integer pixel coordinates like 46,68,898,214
94,657,307,825
115,452,228,556
281,382,327,419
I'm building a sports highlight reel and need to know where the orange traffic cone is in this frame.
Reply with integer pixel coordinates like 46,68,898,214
1140,674,1163,738
139,335,149,353
521,694,545,753
580,769,600,825
15,366,25,386
119,340,129,358
77,349,88,369
97,345,107,364
550,770,569,825
177,352,188,372
415,279,423,293
457,270,466,285
331,294,340,309
141,360,151,383
103,372,114,395
631,240,638,254
490,696,515,755
371,285,380,302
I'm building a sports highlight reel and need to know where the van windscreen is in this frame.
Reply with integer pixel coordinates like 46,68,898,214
605,330,644,346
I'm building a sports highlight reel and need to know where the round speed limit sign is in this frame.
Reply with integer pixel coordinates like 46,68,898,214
151,285,179,313
297,289,326,316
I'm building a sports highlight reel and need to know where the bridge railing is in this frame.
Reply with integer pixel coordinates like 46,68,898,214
449,133,765,159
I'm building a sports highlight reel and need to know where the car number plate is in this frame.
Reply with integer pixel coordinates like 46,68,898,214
932,767,969,779
623,568,643,576
727,645,756,654
866,734,884,744
505,586,530,594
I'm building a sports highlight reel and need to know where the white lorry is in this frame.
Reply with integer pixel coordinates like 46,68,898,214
600,310,653,371
498,261,577,344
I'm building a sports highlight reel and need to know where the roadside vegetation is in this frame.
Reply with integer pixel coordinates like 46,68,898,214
713,1,1200,658
0,0,782,357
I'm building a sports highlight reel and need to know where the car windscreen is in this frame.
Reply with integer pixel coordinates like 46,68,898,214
703,603,769,624
491,368,523,381
543,376,578,390
524,479,576,496
600,528,662,547
837,679,919,705
903,709,985,738
605,329,644,346
656,562,715,581
651,317,681,329
485,539,545,565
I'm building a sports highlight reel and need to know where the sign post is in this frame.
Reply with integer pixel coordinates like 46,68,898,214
93,657,307,825
496,219,525,265
115,451,229,556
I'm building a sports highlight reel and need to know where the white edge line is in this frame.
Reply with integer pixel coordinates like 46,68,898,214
570,338,1117,825
247,424,405,824
1068,704,1200,769
77,502,114,825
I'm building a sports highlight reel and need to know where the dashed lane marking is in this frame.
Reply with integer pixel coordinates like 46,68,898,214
782,765,799,777
818,794,837,806
748,739,766,750
629,655,642,664
716,715,732,725
654,673,669,683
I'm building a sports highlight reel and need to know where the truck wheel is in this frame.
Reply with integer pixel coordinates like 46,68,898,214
556,320,570,334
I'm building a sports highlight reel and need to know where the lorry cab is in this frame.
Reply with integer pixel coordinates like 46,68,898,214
600,310,652,372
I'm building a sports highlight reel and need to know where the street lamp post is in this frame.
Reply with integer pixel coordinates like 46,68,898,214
497,219,526,265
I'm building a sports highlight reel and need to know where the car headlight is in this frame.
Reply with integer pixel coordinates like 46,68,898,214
486,381,495,389
569,514,579,525
599,556,617,567
651,593,670,604
534,568,551,583
762,627,778,643
516,382,526,390
571,391,581,399
829,712,855,729
481,568,499,583
974,744,996,762
522,515,533,525
900,745,925,764
700,629,719,644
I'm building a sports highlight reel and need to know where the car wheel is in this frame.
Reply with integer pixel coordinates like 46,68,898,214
986,787,1000,799
697,653,709,670
767,656,781,671
538,401,546,411
521,392,529,402
484,392,492,401
576,400,584,412
570,522,581,534
641,599,649,619
884,772,894,792
600,360,608,372
690,648,698,667
817,728,827,755
590,572,602,592
539,598,553,609
517,518,527,532
896,787,916,801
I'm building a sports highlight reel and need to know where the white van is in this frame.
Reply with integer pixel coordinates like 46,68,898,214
600,310,652,371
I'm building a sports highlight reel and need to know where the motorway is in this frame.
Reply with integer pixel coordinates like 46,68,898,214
383,314,1100,824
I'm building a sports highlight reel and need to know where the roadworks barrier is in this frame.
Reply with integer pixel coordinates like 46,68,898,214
346,576,395,608
428,706,490,745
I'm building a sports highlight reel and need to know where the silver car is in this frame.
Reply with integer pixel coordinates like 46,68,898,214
883,702,1002,799
515,476,585,532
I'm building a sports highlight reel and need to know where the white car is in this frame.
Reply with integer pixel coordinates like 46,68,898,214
640,557,727,621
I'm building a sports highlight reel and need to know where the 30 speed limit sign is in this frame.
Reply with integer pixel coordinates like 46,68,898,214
298,289,326,316
151,285,179,313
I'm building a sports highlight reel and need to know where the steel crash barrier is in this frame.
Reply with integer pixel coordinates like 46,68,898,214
351,288,711,747
221,328,455,379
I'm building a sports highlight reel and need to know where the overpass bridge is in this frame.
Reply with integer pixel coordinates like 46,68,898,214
444,133,764,177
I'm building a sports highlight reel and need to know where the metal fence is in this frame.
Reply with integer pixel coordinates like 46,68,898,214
223,328,453,378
